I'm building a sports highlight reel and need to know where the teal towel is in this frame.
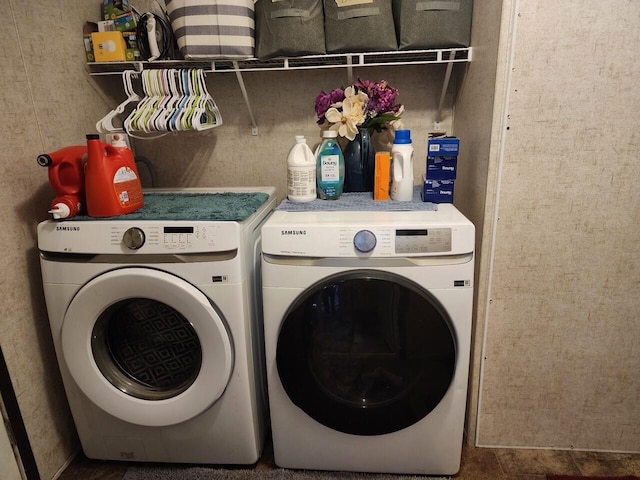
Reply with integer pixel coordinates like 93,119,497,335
74,192,270,222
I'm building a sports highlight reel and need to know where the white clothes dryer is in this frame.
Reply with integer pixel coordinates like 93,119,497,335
38,187,276,464
261,203,475,475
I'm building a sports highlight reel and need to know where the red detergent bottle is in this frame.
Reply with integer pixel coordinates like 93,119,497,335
37,145,88,219
84,134,144,217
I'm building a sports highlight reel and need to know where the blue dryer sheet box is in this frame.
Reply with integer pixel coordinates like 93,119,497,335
426,136,459,180
426,156,458,179
422,176,455,204
427,137,460,156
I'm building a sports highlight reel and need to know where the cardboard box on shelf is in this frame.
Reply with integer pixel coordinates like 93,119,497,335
83,22,99,62
91,31,127,62
122,32,140,61
97,20,116,32
103,0,131,20
114,12,138,32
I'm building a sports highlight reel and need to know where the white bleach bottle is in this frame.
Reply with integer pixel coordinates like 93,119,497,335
287,135,317,202
390,129,414,202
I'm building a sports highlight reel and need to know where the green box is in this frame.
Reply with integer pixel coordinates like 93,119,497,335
122,32,140,61
103,0,131,20
114,12,138,32
83,22,98,62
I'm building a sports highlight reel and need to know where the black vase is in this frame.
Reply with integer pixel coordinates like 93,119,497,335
343,127,376,192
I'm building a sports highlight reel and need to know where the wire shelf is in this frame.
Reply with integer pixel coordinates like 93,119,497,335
86,48,471,75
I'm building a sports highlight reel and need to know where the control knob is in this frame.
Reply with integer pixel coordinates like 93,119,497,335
353,230,376,253
123,227,145,250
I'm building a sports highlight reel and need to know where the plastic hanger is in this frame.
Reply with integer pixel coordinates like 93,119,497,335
122,68,222,137
96,71,141,133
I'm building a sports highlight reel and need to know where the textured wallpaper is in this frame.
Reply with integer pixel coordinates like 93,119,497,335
475,0,640,451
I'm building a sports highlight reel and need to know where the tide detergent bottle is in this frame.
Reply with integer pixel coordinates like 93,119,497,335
37,145,88,219
84,134,144,217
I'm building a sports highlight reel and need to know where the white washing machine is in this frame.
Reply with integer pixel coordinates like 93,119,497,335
37,187,276,464
261,203,475,475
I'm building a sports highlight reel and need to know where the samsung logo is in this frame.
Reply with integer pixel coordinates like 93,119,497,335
56,226,80,231
281,230,307,236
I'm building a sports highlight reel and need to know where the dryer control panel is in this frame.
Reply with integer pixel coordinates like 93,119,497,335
395,228,452,253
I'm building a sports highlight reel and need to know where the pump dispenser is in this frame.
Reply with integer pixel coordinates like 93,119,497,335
84,134,144,217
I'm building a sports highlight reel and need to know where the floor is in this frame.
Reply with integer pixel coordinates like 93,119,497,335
56,436,640,480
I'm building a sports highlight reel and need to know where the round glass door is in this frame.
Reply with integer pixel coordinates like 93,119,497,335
62,268,233,427
91,298,203,401
276,270,456,436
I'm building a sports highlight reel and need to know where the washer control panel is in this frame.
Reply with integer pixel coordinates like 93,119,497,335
395,228,452,253
331,227,451,255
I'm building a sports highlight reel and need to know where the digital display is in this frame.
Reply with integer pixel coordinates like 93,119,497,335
164,227,194,234
396,229,428,236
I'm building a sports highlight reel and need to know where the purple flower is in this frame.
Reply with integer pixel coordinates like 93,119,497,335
315,80,403,137
315,88,345,124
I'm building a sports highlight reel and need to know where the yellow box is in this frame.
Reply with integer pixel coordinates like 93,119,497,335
91,32,127,62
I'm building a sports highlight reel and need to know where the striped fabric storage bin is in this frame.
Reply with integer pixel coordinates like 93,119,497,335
166,0,256,59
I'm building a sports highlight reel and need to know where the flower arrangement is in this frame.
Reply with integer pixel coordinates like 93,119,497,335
314,79,404,141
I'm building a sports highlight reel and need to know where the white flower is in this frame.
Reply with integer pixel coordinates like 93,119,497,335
324,87,368,141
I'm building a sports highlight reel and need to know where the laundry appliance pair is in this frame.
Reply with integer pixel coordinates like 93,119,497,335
38,187,276,464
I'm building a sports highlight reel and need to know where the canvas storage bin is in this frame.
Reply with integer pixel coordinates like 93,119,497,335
323,0,397,54
166,0,256,59
392,0,472,49
255,0,325,59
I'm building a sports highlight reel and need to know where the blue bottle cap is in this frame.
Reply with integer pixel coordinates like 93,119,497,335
394,129,412,144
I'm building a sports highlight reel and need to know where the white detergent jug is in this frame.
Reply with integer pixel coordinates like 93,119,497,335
287,135,317,202
390,130,414,201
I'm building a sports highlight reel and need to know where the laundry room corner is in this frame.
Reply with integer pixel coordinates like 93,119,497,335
1,1,121,479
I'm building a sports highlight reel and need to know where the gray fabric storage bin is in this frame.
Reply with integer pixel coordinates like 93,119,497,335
255,0,325,58
392,0,472,49
323,0,397,53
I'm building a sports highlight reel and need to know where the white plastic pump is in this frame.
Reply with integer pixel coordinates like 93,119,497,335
287,135,316,202
49,202,71,220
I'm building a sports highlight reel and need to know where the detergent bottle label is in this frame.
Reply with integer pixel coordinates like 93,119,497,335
114,166,139,183
113,167,143,207
320,155,340,181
